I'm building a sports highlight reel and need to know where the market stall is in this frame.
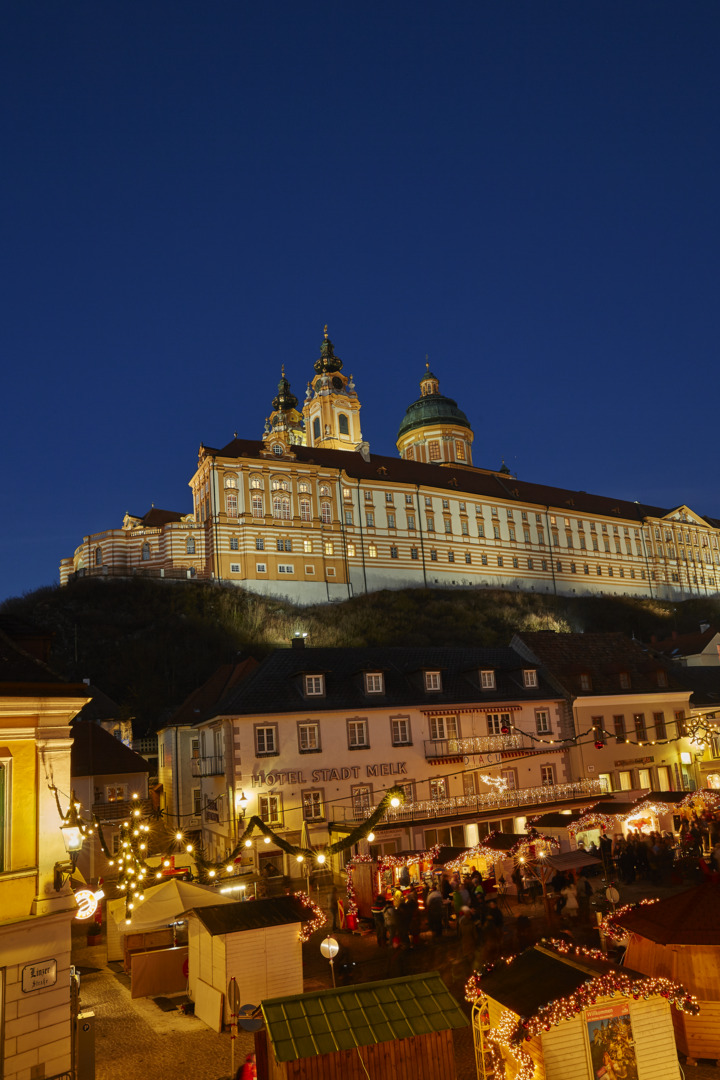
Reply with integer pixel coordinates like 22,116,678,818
347,846,463,918
467,940,698,1080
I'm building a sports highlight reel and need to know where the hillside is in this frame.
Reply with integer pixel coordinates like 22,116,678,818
2,578,718,731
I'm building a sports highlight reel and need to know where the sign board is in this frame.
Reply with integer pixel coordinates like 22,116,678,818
22,959,57,993
585,1001,638,1080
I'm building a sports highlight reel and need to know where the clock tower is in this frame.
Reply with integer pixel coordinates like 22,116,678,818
302,327,365,451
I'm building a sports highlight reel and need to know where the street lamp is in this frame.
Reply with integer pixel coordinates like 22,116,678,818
320,936,339,987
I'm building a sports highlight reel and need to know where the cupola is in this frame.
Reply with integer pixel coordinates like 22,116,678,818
261,367,305,454
302,326,365,452
396,362,473,465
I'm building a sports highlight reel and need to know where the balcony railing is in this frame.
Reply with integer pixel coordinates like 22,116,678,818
92,797,153,822
191,756,225,777
330,778,603,824
424,733,526,759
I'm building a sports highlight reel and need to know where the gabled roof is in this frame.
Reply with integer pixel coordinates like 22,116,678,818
650,626,720,660
514,631,684,698
201,438,720,527
211,646,558,719
261,972,468,1062
74,684,127,724
186,895,308,935
671,665,720,706
71,719,151,777
0,629,88,698
164,657,259,728
616,883,720,945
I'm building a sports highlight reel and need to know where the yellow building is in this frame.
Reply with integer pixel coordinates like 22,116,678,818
0,630,90,1080
61,328,720,604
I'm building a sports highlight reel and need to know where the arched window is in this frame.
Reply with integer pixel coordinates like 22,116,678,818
252,493,263,519
249,476,263,489
405,447,414,460
319,484,331,497
320,501,332,524
300,498,312,522
186,537,196,555
226,492,238,517
271,478,289,491
313,417,321,441
273,494,291,520
338,414,350,436
298,480,311,494
95,547,102,566
224,474,238,489
142,542,150,561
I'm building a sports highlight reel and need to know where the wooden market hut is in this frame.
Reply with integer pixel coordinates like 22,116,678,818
617,883,720,1064
186,895,309,1032
349,847,464,917
473,942,692,1080
256,972,468,1080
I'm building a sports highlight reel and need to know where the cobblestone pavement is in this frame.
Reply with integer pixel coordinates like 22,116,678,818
74,871,719,1079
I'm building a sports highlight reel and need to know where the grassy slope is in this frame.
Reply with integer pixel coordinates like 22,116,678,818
2,578,717,730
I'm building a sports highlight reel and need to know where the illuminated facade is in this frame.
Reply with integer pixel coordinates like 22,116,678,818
60,329,720,604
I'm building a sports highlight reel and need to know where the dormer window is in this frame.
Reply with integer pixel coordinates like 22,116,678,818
424,671,442,692
579,673,593,692
619,672,631,690
522,669,538,688
657,670,668,688
304,674,325,697
365,672,384,695
480,669,495,690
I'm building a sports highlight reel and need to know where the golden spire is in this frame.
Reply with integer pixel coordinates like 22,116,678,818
324,324,329,340
281,364,285,376
425,354,429,372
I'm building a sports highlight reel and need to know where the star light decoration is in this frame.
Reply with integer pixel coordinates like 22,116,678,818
465,939,699,1072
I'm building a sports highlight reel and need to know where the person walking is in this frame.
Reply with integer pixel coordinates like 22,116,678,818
371,894,387,946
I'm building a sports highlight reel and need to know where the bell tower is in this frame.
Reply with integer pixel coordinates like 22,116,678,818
302,327,365,451
261,367,305,455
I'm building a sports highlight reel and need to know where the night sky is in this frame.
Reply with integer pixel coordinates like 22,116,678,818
3,2,720,602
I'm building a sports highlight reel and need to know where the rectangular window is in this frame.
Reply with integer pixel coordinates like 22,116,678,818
366,512,375,527
410,546,419,560
619,672,631,689
255,725,278,756
230,537,239,550
192,788,202,817
302,789,324,821
444,519,452,533
427,515,435,531
298,722,320,752
540,765,555,786
405,493,413,504
429,714,458,740
385,492,394,504
486,713,510,735
276,538,291,552
500,768,518,790
230,563,240,573
324,542,334,555
430,549,437,561
448,551,455,562
304,539,313,552
429,777,447,800
497,556,503,567
464,552,471,564
523,669,538,688
407,514,416,529
278,564,294,574
364,490,373,502
256,562,267,573
351,785,372,814
428,440,441,460
258,794,282,824
653,712,667,740
634,713,647,742
391,716,411,745
618,771,633,792
347,543,356,557
390,546,399,559
535,709,551,734
347,719,369,748
461,520,469,535
424,671,442,691
388,513,396,528
365,672,384,694
305,674,325,696
613,715,626,743
345,510,353,525
580,673,592,691
480,669,495,689
256,537,264,550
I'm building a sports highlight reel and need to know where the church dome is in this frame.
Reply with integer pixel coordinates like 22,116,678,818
396,365,474,465
397,383,472,440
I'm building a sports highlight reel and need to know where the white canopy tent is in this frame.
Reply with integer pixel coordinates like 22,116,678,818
107,878,236,960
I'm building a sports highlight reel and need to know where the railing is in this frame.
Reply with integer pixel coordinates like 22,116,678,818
92,798,154,822
191,756,225,777
424,733,526,759
329,778,603,824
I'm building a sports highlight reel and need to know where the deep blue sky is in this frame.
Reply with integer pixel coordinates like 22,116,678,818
3,2,720,602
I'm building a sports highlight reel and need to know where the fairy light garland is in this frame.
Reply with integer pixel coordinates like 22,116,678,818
293,892,327,942
599,899,659,941
567,812,616,835
465,940,700,1055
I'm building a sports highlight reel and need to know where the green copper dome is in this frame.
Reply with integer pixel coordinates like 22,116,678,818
313,325,343,375
397,379,472,440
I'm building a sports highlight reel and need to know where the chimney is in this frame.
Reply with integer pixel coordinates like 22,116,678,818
292,635,306,650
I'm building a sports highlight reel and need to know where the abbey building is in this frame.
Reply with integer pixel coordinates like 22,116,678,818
61,328,720,604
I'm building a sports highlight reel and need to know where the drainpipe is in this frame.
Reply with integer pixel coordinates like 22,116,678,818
355,480,369,594
337,470,353,599
544,508,558,595
415,486,428,587
639,522,654,599
174,726,180,831
211,456,220,581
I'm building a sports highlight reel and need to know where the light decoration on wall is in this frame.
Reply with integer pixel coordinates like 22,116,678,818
479,774,510,795
465,940,699,1058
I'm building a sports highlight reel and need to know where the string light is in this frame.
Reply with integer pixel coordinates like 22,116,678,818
599,899,660,942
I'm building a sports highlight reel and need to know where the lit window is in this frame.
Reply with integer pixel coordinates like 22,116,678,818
305,674,325,696
300,498,312,521
298,723,320,752
304,539,312,553
224,475,238,489
365,673,384,694
273,494,291,520
324,542,334,555
258,794,282,823
540,765,555,786
455,441,466,461
252,494,263,518
249,476,263,489
347,543,356,557
299,480,312,494
321,502,332,524
319,484,331,497
303,789,324,820
428,441,441,460
424,671,442,692
368,543,378,558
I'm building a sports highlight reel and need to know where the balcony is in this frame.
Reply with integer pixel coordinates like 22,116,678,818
329,778,603,825
424,733,527,760
92,797,154,822
190,756,225,777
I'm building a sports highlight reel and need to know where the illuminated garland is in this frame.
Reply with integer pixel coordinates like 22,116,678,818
465,941,700,1051
445,830,558,873
599,899,659,941
681,789,720,810
344,845,440,914
293,892,327,942
567,812,616,835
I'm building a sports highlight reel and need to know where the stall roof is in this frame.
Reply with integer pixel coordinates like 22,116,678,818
185,895,308,935
544,851,602,873
616,883,720,946
532,812,582,828
591,801,638,817
632,791,689,806
262,972,468,1062
480,945,639,1019
388,846,466,864
110,878,233,932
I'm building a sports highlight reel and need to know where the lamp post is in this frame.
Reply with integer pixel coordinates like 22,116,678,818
320,936,339,987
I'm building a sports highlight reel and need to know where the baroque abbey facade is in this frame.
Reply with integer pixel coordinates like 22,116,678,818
61,329,720,604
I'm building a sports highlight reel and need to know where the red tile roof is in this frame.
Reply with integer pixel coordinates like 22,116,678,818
165,657,259,727
616,883,720,945
650,626,719,659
